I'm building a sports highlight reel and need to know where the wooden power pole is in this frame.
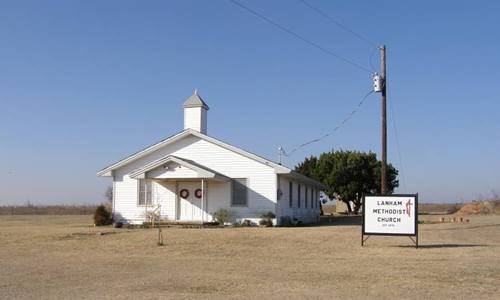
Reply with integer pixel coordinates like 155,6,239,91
380,45,387,195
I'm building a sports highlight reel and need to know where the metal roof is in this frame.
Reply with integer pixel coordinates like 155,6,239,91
183,90,209,110
96,129,325,189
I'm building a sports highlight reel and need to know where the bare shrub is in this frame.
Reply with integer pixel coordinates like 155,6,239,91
104,186,113,204
214,209,232,225
143,211,160,224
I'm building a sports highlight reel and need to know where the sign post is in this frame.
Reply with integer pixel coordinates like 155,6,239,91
362,194,418,248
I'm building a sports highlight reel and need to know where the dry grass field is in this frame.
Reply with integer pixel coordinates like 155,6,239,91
0,205,98,215
1,214,499,299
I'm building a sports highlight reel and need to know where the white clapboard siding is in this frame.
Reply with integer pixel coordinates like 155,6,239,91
277,175,319,224
205,181,230,220
155,181,176,220
184,107,207,134
113,135,277,223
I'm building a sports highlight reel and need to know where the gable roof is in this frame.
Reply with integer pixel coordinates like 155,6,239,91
129,155,230,181
96,129,325,189
183,91,209,110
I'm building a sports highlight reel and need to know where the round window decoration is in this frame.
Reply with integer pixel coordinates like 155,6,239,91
179,189,189,199
194,189,203,199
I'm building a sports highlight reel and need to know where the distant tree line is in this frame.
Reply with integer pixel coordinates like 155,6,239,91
0,205,98,215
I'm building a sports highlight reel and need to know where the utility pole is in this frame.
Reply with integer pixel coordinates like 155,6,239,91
380,45,387,195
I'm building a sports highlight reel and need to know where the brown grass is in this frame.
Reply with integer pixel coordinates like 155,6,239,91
1,214,499,299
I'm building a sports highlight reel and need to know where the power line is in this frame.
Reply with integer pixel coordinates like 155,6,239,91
229,0,372,73
369,45,379,73
297,0,380,73
282,89,375,157
389,98,408,192
298,0,377,47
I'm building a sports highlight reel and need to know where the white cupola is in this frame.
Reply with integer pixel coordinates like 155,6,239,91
183,90,209,134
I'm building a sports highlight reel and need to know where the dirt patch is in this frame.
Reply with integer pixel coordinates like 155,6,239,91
419,203,463,215
58,231,119,240
457,201,499,215
322,204,336,215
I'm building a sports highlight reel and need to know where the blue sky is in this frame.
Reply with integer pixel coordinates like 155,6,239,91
1,0,499,205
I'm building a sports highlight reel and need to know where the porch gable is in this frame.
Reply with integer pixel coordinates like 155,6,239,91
129,155,230,181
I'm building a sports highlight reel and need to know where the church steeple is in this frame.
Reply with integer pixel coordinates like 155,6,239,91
183,90,209,134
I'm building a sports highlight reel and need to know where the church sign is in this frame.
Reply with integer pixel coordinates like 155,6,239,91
362,194,418,247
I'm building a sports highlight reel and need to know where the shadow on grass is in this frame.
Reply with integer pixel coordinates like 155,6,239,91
397,244,488,249
429,223,500,231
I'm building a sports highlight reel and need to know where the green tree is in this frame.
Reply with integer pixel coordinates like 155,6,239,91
294,155,318,179
373,160,399,199
295,150,399,214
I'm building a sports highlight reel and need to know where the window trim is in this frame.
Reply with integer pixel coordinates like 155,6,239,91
289,181,293,208
309,188,314,209
305,186,308,209
298,184,301,208
231,178,248,207
137,179,153,206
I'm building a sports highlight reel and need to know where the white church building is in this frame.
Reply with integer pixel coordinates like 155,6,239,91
97,92,324,225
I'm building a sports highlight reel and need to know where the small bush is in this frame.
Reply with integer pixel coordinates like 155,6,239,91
233,219,255,227
259,218,273,227
113,222,123,228
261,211,276,219
259,211,275,227
243,219,255,227
279,216,294,227
93,205,112,226
213,209,232,225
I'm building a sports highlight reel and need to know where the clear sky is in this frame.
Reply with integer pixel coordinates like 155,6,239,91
1,0,499,205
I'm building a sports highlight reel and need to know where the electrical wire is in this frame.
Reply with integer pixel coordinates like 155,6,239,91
389,98,408,192
229,0,372,74
230,0,382,160
298,0,377,47
282,89,375,157
369,45,379,73
297,0,380,73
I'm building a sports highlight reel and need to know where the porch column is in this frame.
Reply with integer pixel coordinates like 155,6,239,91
144,179,148,219
201,179,205,222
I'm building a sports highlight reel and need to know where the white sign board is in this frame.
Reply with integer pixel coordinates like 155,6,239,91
363,195,417,235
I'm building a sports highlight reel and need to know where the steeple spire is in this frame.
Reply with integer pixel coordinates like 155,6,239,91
183,90,209,110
